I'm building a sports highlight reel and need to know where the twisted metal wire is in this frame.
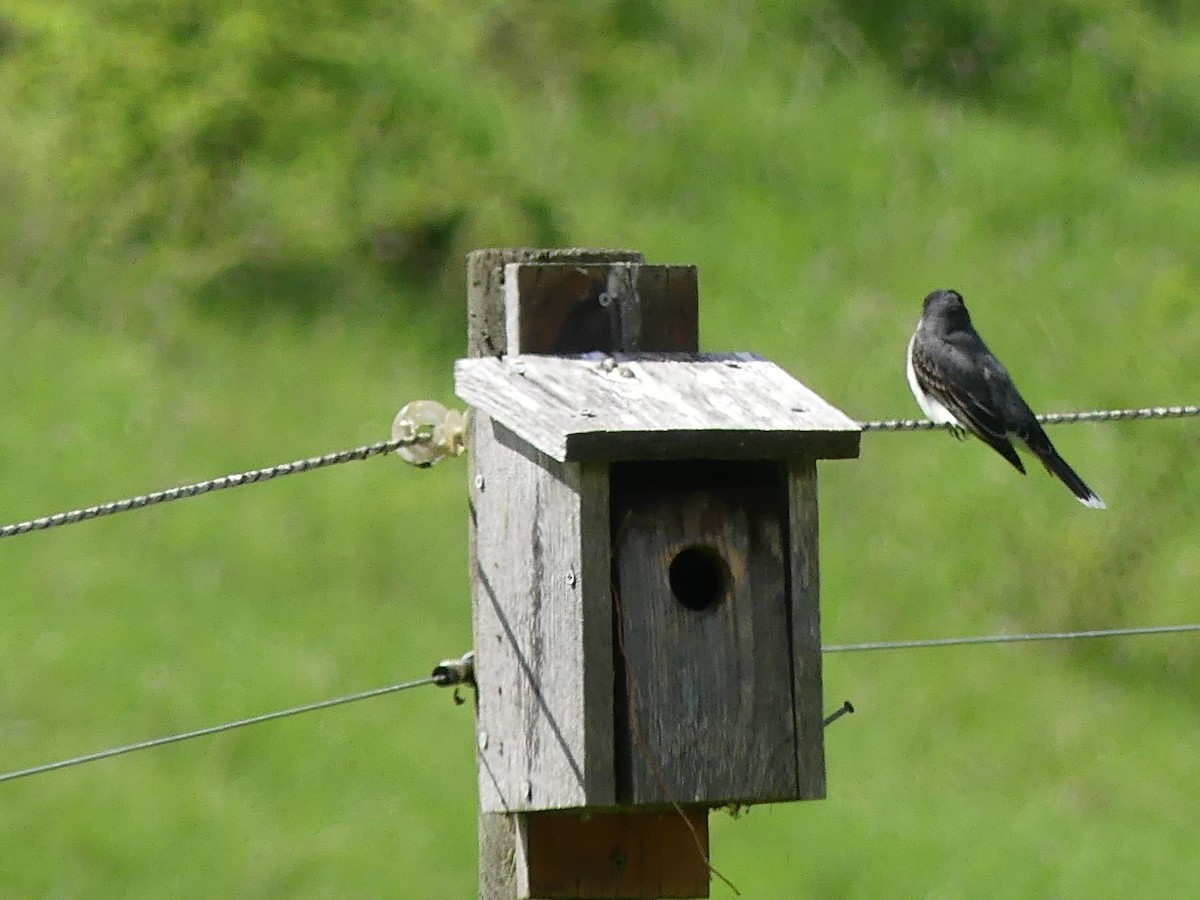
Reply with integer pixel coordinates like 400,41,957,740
0,437,415,541
1,404,1195,539
859,404,1200,432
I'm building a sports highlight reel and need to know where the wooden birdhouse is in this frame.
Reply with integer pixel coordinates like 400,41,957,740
457,249,860,900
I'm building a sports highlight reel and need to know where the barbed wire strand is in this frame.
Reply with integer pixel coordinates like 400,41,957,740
824,622,1200,653
0,675,437,785
0,436,416,541
859,404,1200,432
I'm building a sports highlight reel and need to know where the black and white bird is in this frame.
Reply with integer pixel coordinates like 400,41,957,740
906,289,1105,508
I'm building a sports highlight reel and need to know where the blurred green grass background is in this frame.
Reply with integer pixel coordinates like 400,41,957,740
0,1,1198,896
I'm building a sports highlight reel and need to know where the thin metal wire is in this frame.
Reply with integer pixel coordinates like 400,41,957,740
824,623,1200,653
0,436,417,541
0,675,438,785
859,404,1200,432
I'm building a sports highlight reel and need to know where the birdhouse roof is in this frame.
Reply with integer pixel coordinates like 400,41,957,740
454,352,861,462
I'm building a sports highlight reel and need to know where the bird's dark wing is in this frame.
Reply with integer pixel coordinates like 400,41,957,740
984,368,1106,507
911,330,1027,474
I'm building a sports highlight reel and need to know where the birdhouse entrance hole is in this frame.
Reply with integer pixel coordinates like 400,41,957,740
669,544,729,612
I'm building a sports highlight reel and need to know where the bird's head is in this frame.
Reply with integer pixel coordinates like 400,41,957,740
921,289,971,330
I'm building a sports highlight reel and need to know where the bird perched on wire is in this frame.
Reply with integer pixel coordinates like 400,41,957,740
906,289,1105,508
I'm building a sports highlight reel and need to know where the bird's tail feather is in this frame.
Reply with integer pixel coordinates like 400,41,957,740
1041,451,1105,509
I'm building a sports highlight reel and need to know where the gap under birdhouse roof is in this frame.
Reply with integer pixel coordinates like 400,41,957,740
454,352,861,463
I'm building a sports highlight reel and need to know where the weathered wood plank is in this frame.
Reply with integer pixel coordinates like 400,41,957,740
636,265,699,353
502,262,699,355
479,813,521,899
467,249,643,358
504,263,634,355
471,411,614,814
611,461,800,806
522,810,710,899
564,428,857,463
470,248,637,899
455,353,862,463
788,458,826,800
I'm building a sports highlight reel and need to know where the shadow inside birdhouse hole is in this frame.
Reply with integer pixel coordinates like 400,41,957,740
668,544,730,612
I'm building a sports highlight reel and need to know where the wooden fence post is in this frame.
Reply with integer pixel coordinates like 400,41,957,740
468,248,646,897
467,248,647,898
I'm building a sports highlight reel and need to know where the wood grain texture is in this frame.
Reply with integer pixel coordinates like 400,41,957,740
505,263,631,355
456,352,862,463
523,810,710,899
480,813,521,899
503,262,699,356
470,412,614,814
636,265,699,353
467,249,643,358
611,462,801,806
470,248,635,899
788,458,826,800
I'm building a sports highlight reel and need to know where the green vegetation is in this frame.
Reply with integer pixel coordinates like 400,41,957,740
1,1,1198,896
